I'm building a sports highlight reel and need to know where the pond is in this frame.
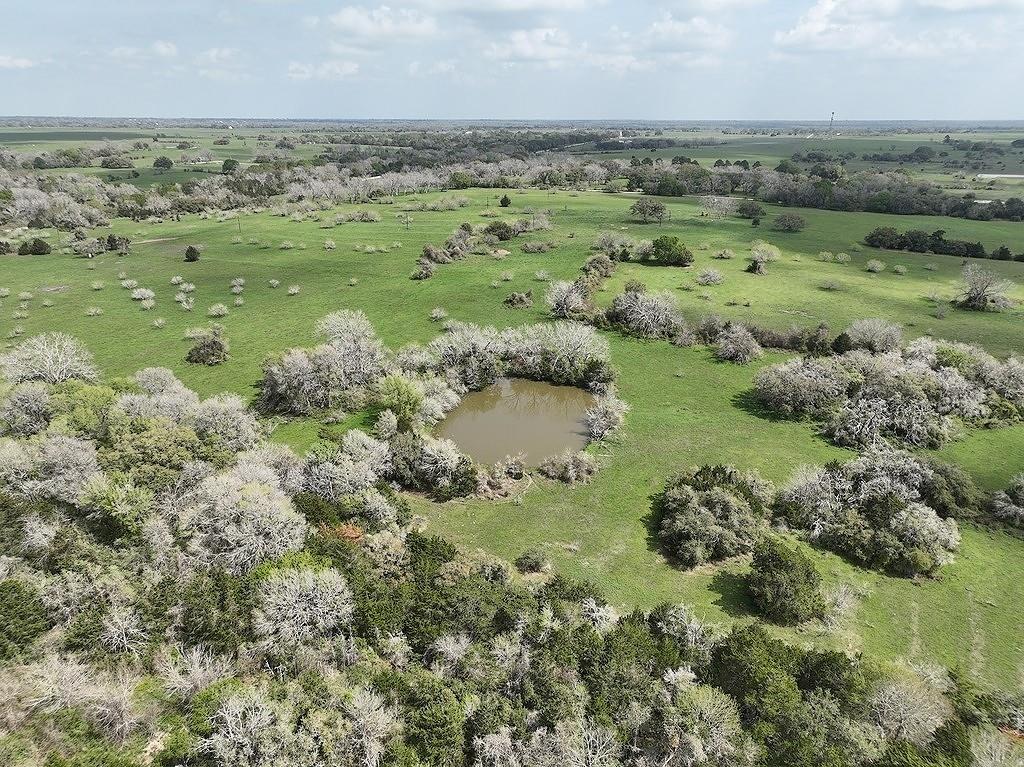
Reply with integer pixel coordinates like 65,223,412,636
435,378,595,465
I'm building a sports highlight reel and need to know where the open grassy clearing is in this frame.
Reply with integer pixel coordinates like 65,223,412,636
3,187,1024,683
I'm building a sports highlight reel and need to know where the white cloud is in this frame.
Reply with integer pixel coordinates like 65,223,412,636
329,6,438,41
109,46,142,60
196,47,238,65
416,0,587,10
0,54,35,69
485,27,575,67
151,40,178,57
287,59,360,80
644,13,732,51
408,59,458,76
772,0,995,56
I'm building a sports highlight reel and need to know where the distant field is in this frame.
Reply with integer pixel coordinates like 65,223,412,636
2,188,1023,683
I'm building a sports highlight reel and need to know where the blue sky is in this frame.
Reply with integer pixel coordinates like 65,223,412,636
2,0,1022,119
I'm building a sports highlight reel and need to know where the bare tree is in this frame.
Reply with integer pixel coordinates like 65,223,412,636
955,263,1016,311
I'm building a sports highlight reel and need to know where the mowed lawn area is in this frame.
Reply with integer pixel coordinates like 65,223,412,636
3,189,1024,684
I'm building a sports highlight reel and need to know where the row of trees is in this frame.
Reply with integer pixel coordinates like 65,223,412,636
864,226,1023,261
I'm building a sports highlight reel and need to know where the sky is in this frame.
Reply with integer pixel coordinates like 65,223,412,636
2,0,1023,120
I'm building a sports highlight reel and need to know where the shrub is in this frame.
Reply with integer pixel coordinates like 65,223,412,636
584,392,629,440
713,249,734,260
650,236,693,266
843,318,902,353
287,285,301,295
866,259,886,273
656,465,772,567
772,213,806,232
991,474,1024,527
514,548,550,574
754,357,851,418
484,221,515,241
748,536,825,625
430,307,448,322
545,280,591,320
594,231,636,260
539,450,598,484
746,257,767,275
736,200,765,219
184,245,201,262
0,581,50,661
697,268,724,286
499,194,512,208
582,253,616,278
18,237,52,255
955,263,1016,312
714,324,762,364
503,290,533,309
207,303,229,318
186,324,230,366
411,260,435,280
605,289,688,340
776,446,961,575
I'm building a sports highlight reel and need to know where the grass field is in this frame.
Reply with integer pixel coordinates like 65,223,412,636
3,188,1024,684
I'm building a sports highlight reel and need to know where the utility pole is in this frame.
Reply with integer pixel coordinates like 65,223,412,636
828,111,836,135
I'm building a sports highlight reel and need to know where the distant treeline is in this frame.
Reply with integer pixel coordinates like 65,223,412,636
593,137,725,151
864,226,1023,261
624,163,1024,222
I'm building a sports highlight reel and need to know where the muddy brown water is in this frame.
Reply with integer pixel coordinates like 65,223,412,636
436,378,595,465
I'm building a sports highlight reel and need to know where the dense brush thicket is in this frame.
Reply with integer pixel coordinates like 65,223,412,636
1,328,1022,766
755,332,1024,449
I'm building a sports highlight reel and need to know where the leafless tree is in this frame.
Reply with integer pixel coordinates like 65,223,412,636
955,263,1016,311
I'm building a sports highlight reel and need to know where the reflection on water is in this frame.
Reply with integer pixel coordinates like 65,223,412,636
436,378,595,465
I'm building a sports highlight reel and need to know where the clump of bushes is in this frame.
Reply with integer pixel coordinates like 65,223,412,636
514,548,551,574
776,446,963,576
714,324,763,364
697,268,724,286
754,332,1021,450
539,450,598,485
655,465,772,567
991,474,1024,527
18,238,52,255
604,288,690,342
503,290,533,309
772,213,806,232
748,536,825,625
185,324,230,366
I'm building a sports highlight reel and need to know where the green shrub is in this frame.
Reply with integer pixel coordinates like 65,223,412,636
748,536,825,625
650,235,693,266
0,580,50,661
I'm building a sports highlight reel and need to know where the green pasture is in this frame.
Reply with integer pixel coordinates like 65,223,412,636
2,188,1023,684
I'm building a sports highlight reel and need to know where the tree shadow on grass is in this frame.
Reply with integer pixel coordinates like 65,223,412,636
641,493,664,557
730,388,793,424
709,569,755,619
